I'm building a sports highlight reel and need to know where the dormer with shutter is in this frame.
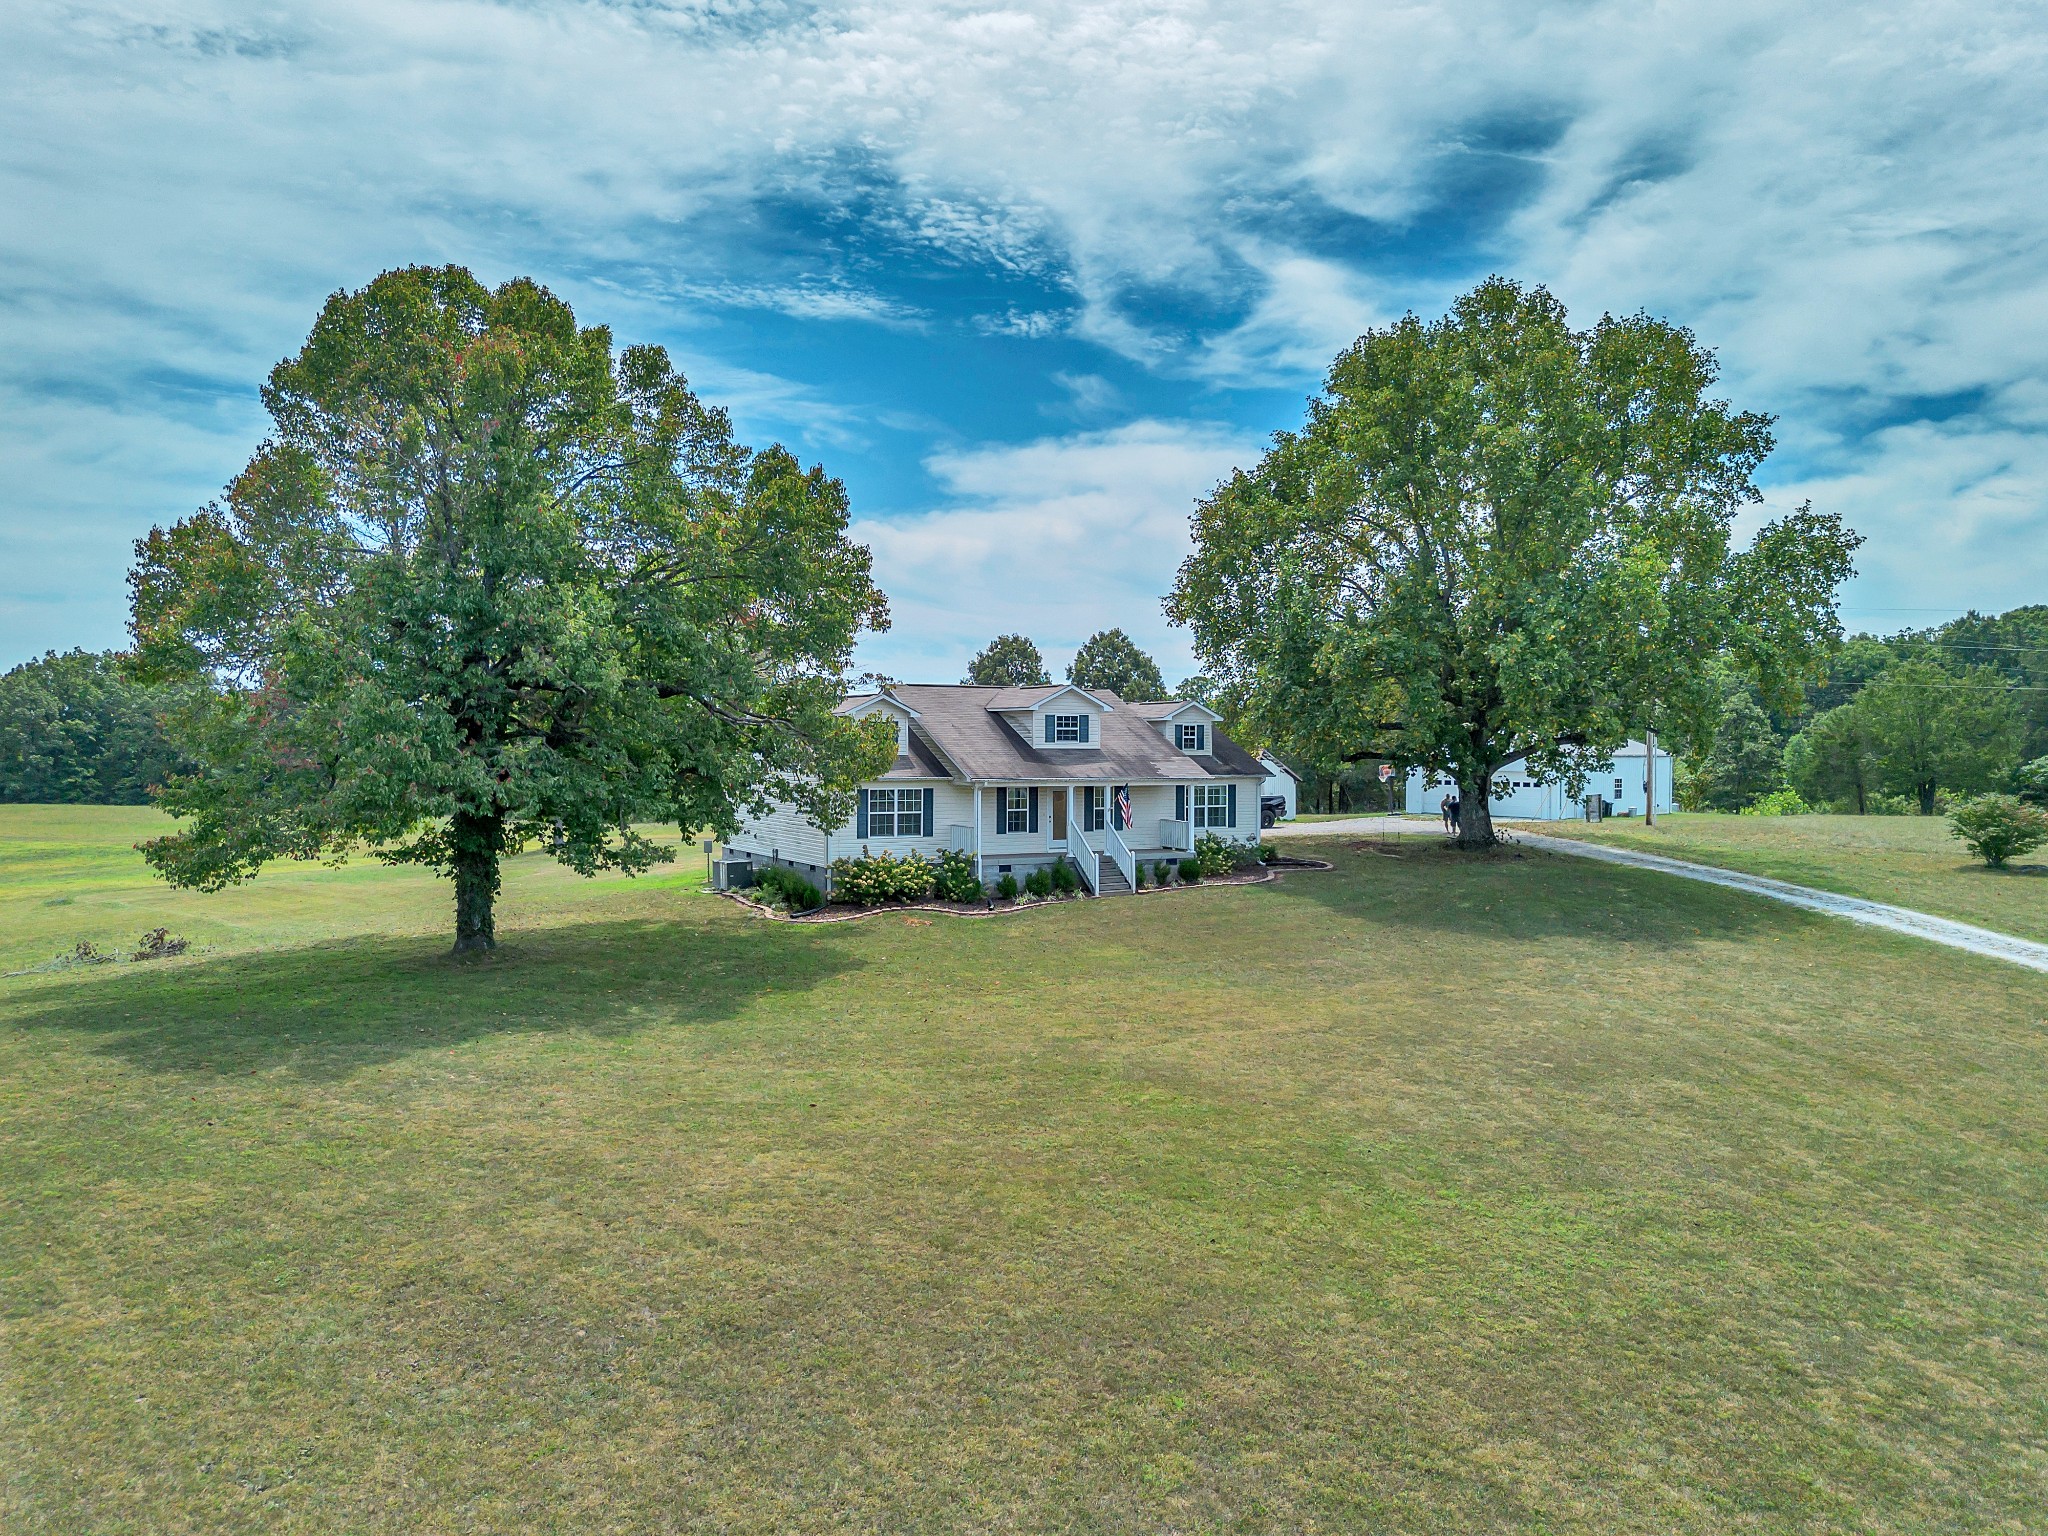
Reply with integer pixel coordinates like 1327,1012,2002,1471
1138,700,1222,756
983,683,1111,750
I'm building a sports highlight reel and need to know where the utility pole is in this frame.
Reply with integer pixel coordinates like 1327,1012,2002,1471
1643,724,1657,826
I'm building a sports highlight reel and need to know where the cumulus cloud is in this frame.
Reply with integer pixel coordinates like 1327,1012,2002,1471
849,420,1258,682
3,0,2046,662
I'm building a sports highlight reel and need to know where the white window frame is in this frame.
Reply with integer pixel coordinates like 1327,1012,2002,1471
1002,786,1029,833
1082,786,1106,831
1177,722,1207,753
867,786,918,838
1192,783,1230,828
1051,713,1083,743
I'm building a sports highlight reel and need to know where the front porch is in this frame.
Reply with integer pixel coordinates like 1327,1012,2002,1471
948,781,1222,896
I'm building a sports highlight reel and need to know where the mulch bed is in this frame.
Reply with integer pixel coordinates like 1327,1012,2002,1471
713,857,1334,924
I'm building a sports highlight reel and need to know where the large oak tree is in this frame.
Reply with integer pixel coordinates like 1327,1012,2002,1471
129,266,895,951
1169,278,1861,847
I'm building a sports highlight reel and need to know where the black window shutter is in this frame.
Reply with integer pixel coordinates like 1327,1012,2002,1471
1176,785,1187,821
856,789,868,839
1044,714,1055,743
1079,714,1090,743
1027,787,1039,832
923,787,935,837
1228,783,1238,826
1198,724,1207,753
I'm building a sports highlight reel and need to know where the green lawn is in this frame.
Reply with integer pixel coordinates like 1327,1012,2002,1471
4,808,2045,1532
1535,811,2048,945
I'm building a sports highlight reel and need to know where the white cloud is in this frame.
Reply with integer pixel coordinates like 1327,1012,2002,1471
849,420,1259,682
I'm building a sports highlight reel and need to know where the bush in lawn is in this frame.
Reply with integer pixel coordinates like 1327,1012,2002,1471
1739,788,1811,817
1133,862,1147,889
752,865,822,913
1947,794,2048,869
1023,867,1054,899
1049,857,1080,896
997,871,1020,900
2014,756,2048,807
1867,792,1916,815
828,849,936,905
1178,858,1202,884
931,848,983,903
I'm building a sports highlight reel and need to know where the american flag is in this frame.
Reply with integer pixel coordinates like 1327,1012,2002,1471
1115,785,1131,829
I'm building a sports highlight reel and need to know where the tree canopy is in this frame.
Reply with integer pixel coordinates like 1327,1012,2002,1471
1067,628,1166,702
1168,277,1861,846
128,265,895,951
0,649,189,804
963,634,1049,688
1848,659,2022,813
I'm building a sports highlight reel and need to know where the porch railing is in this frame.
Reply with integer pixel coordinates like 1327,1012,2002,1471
1158,817,1193,852
1103,822,1137,891
946,823,975,853
1070,828,1100,894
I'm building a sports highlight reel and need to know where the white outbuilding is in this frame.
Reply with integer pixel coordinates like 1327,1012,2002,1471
1404,740,1674,822
1257,753,1300,820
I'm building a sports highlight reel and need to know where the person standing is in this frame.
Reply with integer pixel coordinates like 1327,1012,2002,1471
1439,792,1455,834
1448,794,1462,836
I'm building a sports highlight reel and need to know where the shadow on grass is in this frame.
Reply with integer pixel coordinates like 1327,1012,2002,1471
1267,841,1791,949
0,911,861,1082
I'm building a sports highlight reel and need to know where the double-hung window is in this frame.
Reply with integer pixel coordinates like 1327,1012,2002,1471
1176,722,1207,753
1002,787,1029,833
1082,786,1106,831
1051,714,1083,743
1192,783,1230,828
866,787,918,837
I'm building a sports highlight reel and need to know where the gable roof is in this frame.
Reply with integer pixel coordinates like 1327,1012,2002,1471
981,682,1112,712
865,684,1262,782
1126,699,1221,722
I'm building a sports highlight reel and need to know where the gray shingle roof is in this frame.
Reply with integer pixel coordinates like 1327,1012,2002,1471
865,684,1262,783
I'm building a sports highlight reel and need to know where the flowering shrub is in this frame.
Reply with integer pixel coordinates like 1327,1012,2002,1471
1194,832,1252,876
1739,788,1811,817
930,848,984,902
829,848,936,904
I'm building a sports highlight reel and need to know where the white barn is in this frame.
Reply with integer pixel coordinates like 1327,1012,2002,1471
1404,740,1675,822
1257,753,1299,820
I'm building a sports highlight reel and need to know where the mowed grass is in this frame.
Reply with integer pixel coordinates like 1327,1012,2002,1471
1537,811,2048,944
3,811,2046,1533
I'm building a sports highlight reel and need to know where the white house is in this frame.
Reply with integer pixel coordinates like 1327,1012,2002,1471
1258,753,1299,821
1403,739,1675,821
723,683,1268,896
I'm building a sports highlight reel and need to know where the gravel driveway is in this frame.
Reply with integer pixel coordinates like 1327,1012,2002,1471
1274,817,2048,975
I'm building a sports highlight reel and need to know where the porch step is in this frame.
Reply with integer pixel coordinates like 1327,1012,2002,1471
1095,855,1132,895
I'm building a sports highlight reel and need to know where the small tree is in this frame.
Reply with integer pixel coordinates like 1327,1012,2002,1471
1169,278,1861,849
1067,628,1166,701
1947,794,2048,869
1857,660,2022,814
129,266,895,952
1785,701,1881,813
964,634,1050,687
2010,755,2048,807
1698,690,1783,810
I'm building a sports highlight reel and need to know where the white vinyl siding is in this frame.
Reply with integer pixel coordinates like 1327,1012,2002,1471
727,797,831,869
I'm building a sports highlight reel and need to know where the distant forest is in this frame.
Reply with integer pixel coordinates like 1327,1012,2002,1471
0,649,191,804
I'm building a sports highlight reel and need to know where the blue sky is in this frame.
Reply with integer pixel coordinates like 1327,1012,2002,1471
4,1,2045,683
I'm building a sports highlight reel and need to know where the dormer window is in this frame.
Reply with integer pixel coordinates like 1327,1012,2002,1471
1176,721,1207,753
1043,712,1090,744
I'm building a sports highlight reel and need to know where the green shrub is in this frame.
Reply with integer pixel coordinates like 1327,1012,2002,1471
1178,858,1201,884
751,865,822,913
997,872,1020,900
1153,861,1174,886
1739,788,1810,817
1867,791,1916,816
931,848,983,902
828,849,936,905
1133,861,1147,889
1049,857,1080,896
1023,867,1054,899
1194,832,1250,876
1947,794,2048,869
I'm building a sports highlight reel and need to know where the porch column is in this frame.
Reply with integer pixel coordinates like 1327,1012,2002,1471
972,783,984,883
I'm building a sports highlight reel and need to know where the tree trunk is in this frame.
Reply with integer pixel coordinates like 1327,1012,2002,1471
1917,780,1937,816
1455,776,1495,849
451,809,503,953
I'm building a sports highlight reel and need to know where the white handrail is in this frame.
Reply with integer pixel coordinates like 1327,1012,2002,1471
1070,828,1100,894
1159,817,1192,852
1103,821,1137,890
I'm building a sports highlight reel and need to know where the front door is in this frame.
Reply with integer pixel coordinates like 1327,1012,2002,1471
1049,788,1068,847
